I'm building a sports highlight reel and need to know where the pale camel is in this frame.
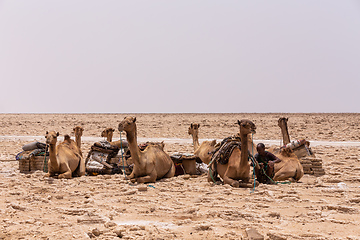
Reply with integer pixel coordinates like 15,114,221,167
45,131,85,179
101,127,129,148
118,116,175,183
188,123,217,165
209,119,256,188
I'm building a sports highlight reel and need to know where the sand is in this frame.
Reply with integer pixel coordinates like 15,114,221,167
0,113,360,240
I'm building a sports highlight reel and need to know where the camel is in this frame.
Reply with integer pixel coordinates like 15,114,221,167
188,123,217,165
263,117,304,182
73,126,84,156
209,119,256,188
101,128,115,142
278,117,314,158
278,117,291,146
118,116,175,183
45,131,85,179
101,127,129,149
272,148,304,182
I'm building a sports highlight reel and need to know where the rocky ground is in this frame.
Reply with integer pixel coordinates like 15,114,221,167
0,113,360,240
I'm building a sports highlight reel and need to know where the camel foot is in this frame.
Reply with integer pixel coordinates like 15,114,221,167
238,182,254,188
231,181,240,188
249,179,260,187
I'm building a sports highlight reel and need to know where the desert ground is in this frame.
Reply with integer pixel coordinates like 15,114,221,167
0,113,360,240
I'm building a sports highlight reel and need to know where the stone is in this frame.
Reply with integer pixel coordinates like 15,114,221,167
245,228,264,240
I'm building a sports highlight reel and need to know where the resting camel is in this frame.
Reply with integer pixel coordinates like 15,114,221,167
272,148,304,182
188,123,217,165
45,131,85,179
118,116,175,183
267,117,304,182
73,126,84,150
278,117,314,157
101,127,129,148
209,119,256,188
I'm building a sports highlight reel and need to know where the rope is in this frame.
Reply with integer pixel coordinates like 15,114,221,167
43,145,48,172
207,158,218,184
250,133,256,193
119,131,126,179
259,165,291,185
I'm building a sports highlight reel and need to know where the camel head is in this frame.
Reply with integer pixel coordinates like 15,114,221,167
118,116,136,133
237,119,256,136
73,126,84,138
188,123,200,135
101,128,115,138
45,131,59,145
278,117,288,128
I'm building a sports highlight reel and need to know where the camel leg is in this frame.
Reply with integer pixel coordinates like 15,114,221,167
223,167,241,187
163,163,175,178
136,170,157,183
58,170,72,179
58,164,73,179
44,172,56,178
74,157,86,177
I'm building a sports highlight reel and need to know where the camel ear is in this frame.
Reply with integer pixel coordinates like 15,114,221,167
56,132,59,137
198,124,200,128
111,128,115,132
190,123,193,127
237,120,242,126
133,117,136,123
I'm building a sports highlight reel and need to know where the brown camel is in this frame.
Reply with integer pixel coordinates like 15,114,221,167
45,131,85,179
101,128,115,142
278,117,313,157
188,123,217,165
118,116,175,183
73,126,84,155
267,117,304,182
209,119,256,187
278,117,291,146
273,148,304,182
101,127,129,148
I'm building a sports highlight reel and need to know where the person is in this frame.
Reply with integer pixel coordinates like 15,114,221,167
254,143,281,184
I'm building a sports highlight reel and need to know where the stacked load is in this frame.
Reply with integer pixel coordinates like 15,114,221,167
300,156,325,176
16,142,48,173
170,153,204,176
282,139,325,176
85,141,124,175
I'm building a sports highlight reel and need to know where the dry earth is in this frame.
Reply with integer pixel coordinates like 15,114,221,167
0,113,360,240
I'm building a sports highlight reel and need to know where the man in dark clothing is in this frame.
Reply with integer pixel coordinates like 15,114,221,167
254,143,281,184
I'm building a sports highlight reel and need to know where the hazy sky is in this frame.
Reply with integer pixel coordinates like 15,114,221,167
0,1,359,113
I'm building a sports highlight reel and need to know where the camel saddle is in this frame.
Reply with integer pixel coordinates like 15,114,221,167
211,136,241,165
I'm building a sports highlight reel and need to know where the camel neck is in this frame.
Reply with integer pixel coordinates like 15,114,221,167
280,123,291,145
48,143,59,170
107,134,112,142
240,133,249,166
191,133,200,151
125,126,141,165
75,136,81,149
